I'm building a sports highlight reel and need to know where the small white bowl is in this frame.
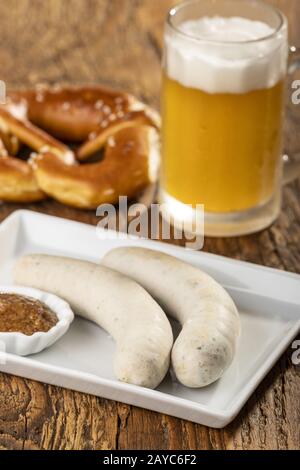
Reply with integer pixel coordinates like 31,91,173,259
0,285,74,356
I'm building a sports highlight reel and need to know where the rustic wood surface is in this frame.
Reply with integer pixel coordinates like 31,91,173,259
0,0,300,450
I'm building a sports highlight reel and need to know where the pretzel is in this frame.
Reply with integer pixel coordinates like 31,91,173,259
0,104,74,203
0,154,45,202
0,108,74,163
31,125,159,209
0,128,20,156
77,110,159,161
0,84,160,207
8,85,160,160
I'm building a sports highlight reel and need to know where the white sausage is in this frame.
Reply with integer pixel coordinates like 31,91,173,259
102,247,240,388
14,254,173,389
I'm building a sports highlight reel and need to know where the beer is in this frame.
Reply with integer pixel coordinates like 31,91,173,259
162,76,285,212
160,5,288,235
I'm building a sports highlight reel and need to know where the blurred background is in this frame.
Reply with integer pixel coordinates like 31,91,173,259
0,0,176,107
0,0,299,155
0,1,298,100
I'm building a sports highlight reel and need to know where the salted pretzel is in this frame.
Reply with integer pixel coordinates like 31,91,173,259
8,85,160,160
0,102,75,202
31,125,159,209
0,102,23,156
0,84,160,207
0,108,74,163
0,154,45,202
0,128,20,156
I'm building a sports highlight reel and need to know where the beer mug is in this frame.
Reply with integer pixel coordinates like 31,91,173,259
160,0,300,236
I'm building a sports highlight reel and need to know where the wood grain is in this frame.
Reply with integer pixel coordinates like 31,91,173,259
0,0,299,450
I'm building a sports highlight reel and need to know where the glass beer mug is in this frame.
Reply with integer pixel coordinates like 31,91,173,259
160,0,300,236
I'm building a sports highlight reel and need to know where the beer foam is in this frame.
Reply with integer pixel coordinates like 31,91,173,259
165,16,288,94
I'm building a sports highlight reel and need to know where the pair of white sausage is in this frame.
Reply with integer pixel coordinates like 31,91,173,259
14,247,240,389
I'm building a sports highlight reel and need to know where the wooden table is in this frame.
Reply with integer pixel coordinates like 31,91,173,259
0,0,299,450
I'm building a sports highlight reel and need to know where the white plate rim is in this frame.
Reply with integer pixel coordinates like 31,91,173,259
0,209,299,427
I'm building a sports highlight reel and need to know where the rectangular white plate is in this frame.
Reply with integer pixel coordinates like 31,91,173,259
0,210,299,428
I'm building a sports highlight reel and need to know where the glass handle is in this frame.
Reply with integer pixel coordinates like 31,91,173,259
283,46,300,185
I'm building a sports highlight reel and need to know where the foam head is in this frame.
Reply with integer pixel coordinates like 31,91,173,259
165,16,288,94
